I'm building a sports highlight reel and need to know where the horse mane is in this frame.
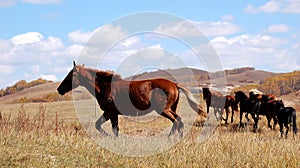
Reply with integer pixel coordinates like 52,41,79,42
96,70,122,82
249,88,263,95
235,90,248,99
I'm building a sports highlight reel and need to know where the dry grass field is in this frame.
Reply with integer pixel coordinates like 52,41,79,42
1,94,300,167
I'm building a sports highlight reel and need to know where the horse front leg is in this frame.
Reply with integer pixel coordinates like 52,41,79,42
207,106,210,114
110,113,119,137
252,113,259,132
231,108,234,123
273,116,278,130
239,111,244,127
267,116,272,130
95,112,110,136
224,108,229,124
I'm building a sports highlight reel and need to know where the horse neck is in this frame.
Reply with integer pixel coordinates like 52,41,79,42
79,68,100,97
237,93,248,103
95,71,123,96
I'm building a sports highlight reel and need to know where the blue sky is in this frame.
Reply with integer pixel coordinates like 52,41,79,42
0,0,300,88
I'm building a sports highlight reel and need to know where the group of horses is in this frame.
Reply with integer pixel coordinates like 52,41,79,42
203,87,298,137
57,62,297,138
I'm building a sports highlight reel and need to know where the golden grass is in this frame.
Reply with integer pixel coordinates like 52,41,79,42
0,99,300,167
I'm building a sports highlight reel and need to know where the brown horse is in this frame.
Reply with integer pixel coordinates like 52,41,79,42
57,62,206,137
259,95,280,130
202,88,238,124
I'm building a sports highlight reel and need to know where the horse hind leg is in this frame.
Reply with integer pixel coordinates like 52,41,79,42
284,122,289,138
279,123,284,138
169,97,184,137
170,111,184,137
160,108,182,137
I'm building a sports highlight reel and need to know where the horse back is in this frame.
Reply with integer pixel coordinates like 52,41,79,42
112,78,178,111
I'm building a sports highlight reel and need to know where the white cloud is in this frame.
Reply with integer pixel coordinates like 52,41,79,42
0,65,14,75
30,65,40,73
75,24,127,67
245,0,300,14
195,21,241,37
10,32,43,45
121,36,140,48
0,0,15,8
68,30,93,44
259,1,281,13
0,24,130,88
155,20,240,38
64,44,84,58
39,74,57,81
209,34,298,71
266,24,290,33
221,14,235,22
0,32,73,88
283,0,300,13
22,0,61,4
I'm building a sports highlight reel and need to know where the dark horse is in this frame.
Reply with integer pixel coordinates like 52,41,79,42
259,96,281,130
202,88,238,124
57,62,207,137
234,91,259,130
235,90,281,131
277,104,298,138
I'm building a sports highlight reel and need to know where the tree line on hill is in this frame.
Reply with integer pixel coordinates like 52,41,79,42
233,71,300,96
0,78,53,97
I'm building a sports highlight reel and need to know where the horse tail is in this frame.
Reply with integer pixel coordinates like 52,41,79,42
292,109,298,134
177,85,207,117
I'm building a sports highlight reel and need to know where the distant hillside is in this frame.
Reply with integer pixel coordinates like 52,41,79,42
128,67,210,85
233,70,300,96
128,67,277,87
0,78,53,97
259,71,300,95
0,67,284,103
0,82,64,104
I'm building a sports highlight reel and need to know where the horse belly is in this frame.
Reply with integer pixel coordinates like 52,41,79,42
113,96,153,116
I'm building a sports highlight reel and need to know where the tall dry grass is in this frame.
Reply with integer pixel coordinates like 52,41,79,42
0,102,299,167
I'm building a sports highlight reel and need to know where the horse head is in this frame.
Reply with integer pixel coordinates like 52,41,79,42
277,100,285,112
57,61,80,95
234,91,248,103
57,61,97,95
202,87,211,100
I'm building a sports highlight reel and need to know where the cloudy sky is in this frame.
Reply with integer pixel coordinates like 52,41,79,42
0,0,300,88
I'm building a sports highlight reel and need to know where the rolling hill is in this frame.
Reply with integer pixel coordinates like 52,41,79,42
0,67,288,104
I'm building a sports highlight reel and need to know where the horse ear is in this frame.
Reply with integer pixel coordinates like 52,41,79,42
73,61,78,73
82,64,85,67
